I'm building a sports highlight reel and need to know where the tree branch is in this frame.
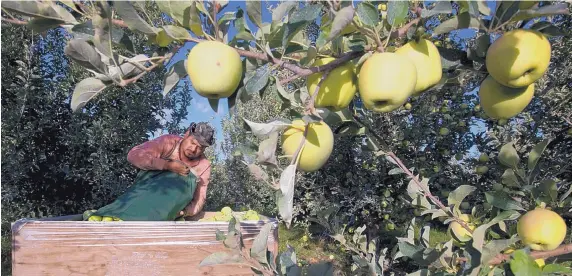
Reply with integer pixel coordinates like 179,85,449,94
1,17,28,25
305,71,330,116
119,57,166,87
455,243,572,266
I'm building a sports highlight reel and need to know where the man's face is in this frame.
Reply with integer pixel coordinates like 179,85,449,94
181,136,206,159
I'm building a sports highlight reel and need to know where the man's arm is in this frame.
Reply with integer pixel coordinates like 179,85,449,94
127,135,177,171
183,162,212,216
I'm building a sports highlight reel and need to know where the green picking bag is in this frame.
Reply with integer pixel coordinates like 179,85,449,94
91,169,197,221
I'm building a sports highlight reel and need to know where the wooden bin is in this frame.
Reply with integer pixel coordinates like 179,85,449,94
11,212,279,276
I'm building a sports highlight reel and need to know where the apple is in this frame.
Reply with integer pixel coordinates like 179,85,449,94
186,41,243,99
381,200,388,208
458,121,466,127
517,208,567,251
386,222,395,230
476,165,489,175
281,119,334,172
486,29,551,88
478,153,490,163
88,215,102,221
404,103,412,110
535,259,545,268
479,75,535,119
395,38,443,95
439,128,450,136
474,105,481,112
378,3,387,11
306,57,357,111
383,214,390,220
358,52,417,112
221,206,232,215
449,214,475,242
102,216,114,222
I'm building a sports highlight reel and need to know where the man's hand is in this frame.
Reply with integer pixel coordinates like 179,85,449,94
166,160,190,176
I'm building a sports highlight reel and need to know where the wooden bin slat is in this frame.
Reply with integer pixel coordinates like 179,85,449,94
12,212,279,276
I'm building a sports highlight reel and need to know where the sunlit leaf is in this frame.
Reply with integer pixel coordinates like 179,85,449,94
510,3,570,23
162,60,187,97
278,165,297,228
162,25,192,41
357,2,379,27
199,252,245,267
257,132,279,165
113,1,158,35
251,223,273,261
272,1,298,22
281,4,322,48
433,12,483,35
70,78,110,112
328,5,354,41
243,118,291,139
387,1,409,27
246,1,263,29
421,1,453,18
64,39,108,74
509,249,542,275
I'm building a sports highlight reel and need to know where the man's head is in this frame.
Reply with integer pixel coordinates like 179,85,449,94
181,122,214,159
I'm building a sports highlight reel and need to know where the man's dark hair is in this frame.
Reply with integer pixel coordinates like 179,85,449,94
189,122,215,147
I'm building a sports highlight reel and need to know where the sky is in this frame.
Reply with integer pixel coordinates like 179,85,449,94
155,0,510,160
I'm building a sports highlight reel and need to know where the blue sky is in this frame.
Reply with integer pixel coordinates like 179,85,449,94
157,0,506,159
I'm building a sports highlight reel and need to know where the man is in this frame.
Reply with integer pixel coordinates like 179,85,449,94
89,122,214,221
127,122,214,218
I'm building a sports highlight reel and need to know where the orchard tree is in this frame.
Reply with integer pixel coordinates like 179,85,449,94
2,0,572,275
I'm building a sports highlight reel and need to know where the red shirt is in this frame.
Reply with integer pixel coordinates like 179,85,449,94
126,134,212,216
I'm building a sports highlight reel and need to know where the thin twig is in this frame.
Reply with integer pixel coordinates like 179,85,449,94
1,17,27,25
305,71,330,116
386,152,475,234
212,1,219,41
119,57,166,87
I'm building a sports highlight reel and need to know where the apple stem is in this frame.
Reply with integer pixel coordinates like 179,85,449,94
305,71,330,117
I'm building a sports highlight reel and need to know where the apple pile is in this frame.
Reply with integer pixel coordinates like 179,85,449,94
83,209,122,221
480,29,552,119
198,206,261,222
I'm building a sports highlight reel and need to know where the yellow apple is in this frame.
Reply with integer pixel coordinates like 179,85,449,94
535,258,545,268
102,216,114,222
479,75,535,119
221,206,232,215
486,29,551,88
281,119,334,172
517,208,567,251
404,103,412,110
306,57,357,111
476,165,489,175
88,215,102,221
449,214,475,242
186,41,243,99
395,38,443,95
358,52,417,112
479,153,489,163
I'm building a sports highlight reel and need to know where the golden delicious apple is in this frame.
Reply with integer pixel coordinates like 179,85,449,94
281,119,334,172
479,75,535,119
102,216,114,222
517,208,567,251
395,38,443,94
404,103,412,110
306,57,357,111
479,153,490,163
358,52,417,112
476,165,489,175
449,214,475,242
486,29,551,88
439,128,450,136
186,41,243,99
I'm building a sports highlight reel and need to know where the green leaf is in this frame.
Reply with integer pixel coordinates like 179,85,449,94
447,185,476,208
162,60,187,97
510,3,570,23
59,0,82,14
527,139,550,173
199,252,245,267
502,169,521,187
357,2,379,27
113,1,158,35
481,237,519,265
530,21,567,37
485,191,525,211
499,142,520,169
246,1,263,29
257,132,279,165
243,119,291,139
187,2,204,36
542,264,572,274
251,223,273,261
421,1,453,18
28,18,65,33
387,1,409,27
272,1,298,22
245,65,271,95
71,20,125,45
162,25,192,41
433,12,483,35
218,12,237,26
64,39,108,74
279,246,298,275
509,249,542,276
235,31,256,41
278,165,297,228
2,1,75,23
281,4,322,48
475,33,490,58
306,262,334,276
328,5,355,41
539,179,558,202
477,0,491,16
101,54,147,82
70,78,110,112
156,1,193,28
